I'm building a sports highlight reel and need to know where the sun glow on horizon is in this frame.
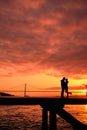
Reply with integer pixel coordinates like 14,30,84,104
0,71,87,97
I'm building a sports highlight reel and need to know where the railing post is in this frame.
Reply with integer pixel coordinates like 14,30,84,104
49,110,57,130
42,108,48,130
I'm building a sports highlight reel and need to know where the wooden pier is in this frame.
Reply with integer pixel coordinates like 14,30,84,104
0,97,87,130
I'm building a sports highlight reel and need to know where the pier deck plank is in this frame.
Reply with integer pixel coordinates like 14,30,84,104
0,97,86,105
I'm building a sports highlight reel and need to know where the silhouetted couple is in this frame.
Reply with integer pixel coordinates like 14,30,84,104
61,77,72,98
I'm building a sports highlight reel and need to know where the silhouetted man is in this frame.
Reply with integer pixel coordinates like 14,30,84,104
61,77,66,98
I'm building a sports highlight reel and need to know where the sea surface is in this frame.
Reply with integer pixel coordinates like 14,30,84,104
0,105,87,130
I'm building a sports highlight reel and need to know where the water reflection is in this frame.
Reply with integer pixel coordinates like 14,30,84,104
0,105,86,130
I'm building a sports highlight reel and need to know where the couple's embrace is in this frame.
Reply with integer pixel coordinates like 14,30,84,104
61,77,72,98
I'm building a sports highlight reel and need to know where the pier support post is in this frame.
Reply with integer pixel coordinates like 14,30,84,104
49,110,57,130
42,108,48,130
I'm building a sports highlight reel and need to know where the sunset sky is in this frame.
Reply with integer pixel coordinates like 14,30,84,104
0,0,87,96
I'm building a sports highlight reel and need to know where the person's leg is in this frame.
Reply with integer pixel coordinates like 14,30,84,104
61,87,64,98
66,87,68,98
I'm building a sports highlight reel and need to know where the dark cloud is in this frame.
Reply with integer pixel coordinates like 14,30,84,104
0,0,87,78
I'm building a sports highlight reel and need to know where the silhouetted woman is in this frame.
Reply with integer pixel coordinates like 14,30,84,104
65,78,69,98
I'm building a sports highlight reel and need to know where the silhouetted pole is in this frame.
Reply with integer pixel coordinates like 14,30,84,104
49,110,57,130
42,108,48,130
24,83,26,97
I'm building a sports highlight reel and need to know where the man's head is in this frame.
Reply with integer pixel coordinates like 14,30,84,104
63,77,65,80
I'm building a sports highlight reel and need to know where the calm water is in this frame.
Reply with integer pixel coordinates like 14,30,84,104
0,105,87,130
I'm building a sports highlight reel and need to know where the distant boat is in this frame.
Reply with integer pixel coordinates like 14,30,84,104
0,92,14,96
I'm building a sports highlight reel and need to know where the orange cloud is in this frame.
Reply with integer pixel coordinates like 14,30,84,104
0,0,87,80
